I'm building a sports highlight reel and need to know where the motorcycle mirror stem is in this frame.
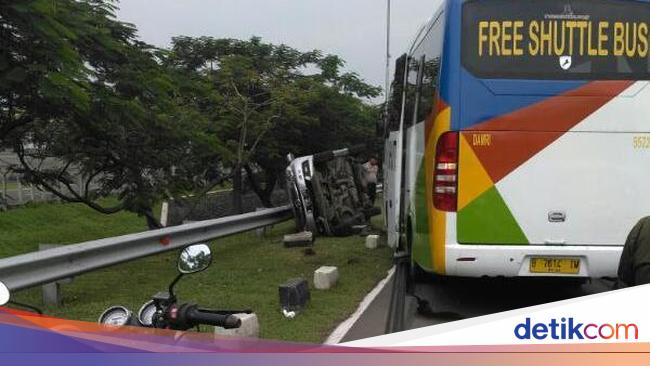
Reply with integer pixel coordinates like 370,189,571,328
167,272,184,298
0,281,42,314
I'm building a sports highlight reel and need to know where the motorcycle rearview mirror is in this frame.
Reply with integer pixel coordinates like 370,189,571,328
0,281,10,306
178,243,212,274
168,244,213,298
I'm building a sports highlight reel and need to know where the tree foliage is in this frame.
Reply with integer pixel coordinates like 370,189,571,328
0,1,382,221
0,0,222,226
169,37,381,209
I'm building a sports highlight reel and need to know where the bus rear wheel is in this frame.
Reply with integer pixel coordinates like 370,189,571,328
409,259,429,283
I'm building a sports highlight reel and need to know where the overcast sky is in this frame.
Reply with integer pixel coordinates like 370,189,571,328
116,0,441,98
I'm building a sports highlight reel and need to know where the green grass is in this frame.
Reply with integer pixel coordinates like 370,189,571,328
1,201,392,343
0,200,151,257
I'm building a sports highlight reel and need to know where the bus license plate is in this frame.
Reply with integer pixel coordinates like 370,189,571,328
530,258,581,274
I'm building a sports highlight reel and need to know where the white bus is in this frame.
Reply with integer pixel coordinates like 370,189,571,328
384,0,650,279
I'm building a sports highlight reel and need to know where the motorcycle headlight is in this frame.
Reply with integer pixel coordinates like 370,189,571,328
98,306,134,327
137,300,158,327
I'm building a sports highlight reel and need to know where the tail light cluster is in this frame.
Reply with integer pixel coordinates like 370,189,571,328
433,132,459,212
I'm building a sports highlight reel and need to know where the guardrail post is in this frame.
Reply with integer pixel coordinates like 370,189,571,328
39,244,74,306
256,208,269,238
42,278,61,306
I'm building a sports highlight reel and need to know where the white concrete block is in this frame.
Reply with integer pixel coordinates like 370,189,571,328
365,235,380,249
160,201,169,227
214,313,260,338
283,231,314,247
314,266,339,290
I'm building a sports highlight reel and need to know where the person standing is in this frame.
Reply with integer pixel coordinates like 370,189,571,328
363,158,379,205
617,216,650,288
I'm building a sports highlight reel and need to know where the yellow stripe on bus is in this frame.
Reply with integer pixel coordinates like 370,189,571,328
426,107,451,274
457,134,495,211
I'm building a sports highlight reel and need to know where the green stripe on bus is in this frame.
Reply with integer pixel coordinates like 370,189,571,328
457,187,529,245
413,164,433,270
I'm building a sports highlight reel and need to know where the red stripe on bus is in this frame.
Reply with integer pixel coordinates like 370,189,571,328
467,80,634,183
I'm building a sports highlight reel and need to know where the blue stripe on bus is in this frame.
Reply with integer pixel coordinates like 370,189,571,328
457,69,587,129
440,0,461,125
442,0,592,130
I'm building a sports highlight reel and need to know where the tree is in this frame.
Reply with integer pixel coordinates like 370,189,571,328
1,0,224,227
1,0,383,223
169,37,381,209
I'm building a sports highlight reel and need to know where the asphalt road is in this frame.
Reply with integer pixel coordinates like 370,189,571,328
341,274,614,343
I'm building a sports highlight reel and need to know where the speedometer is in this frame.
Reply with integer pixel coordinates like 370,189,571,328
137,300,158,327
98,306,133,327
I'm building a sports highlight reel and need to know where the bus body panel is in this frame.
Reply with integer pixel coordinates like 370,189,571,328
444,243,622,278
457,81,650,247
408,123,432,270
384,131,401,249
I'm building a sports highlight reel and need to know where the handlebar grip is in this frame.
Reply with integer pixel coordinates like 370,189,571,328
186,307,241,329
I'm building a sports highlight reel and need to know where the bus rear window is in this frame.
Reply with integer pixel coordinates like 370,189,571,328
462,0,650,80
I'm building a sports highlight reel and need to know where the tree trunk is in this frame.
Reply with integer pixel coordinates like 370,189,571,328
244,164,277,208
232,108,249,215
232,163,244,214
142,207,163,230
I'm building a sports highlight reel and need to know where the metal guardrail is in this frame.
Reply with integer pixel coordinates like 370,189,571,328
0,205,293,292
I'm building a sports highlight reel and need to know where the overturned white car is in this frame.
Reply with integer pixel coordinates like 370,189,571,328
285,146,380,237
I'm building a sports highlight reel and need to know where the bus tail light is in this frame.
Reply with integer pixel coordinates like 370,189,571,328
434,132,459,212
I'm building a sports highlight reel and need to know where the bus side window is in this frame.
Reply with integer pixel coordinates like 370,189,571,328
418,56,441,121
417,22,444,122
404,56,420,127
386,54,407,133
412,55,426,125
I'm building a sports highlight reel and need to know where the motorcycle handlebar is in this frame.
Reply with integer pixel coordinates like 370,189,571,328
184,306,242,329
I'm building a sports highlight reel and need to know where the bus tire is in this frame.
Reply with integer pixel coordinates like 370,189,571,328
406,218,428,283
409,260,429,283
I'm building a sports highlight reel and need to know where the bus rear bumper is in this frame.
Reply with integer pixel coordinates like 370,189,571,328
444,244,623,278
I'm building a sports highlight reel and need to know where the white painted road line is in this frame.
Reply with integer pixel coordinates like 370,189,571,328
324,267,395,345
